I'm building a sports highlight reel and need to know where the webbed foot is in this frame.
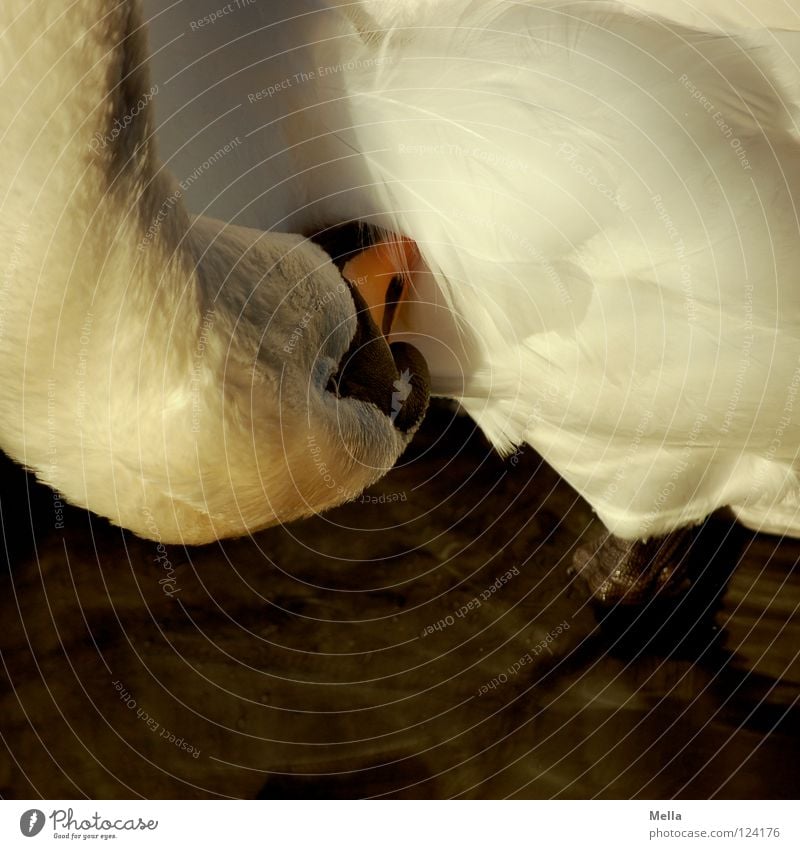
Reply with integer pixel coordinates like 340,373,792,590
571,527,697,605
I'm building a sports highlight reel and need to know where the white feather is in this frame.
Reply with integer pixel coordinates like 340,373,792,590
287,0,800,538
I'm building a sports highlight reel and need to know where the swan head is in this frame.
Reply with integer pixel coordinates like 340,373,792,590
127,217,430,544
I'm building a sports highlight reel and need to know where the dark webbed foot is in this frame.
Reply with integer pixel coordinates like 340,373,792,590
571,527,698,605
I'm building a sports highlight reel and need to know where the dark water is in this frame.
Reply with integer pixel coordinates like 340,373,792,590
1,401,798,798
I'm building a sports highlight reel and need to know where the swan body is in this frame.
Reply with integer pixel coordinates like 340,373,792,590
5,0,800,546
285,0,800,539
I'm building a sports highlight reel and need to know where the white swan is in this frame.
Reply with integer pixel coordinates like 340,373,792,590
5,0,800,568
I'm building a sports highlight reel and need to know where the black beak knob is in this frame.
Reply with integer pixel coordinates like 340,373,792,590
327,278,430,435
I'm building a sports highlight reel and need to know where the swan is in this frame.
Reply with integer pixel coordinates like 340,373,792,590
5,1,800,601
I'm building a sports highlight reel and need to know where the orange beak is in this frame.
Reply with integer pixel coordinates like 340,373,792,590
341,235,419,336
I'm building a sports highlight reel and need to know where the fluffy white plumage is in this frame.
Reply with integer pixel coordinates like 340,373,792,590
284,0,800,539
